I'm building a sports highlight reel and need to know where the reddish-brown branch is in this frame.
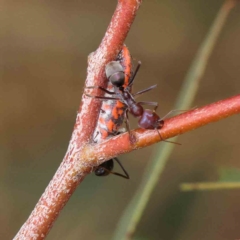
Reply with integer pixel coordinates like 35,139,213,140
14,0,142,239
79,94,240,166
13,0,239,239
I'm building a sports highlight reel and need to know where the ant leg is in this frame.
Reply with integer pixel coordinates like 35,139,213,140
113,158,129,179
93,131,99,143
138,101,159,111
124,109,131,135
85,86,115,95
128,61,142,87
133,84,158,97
156,128,181,146
85,93,120,101
124,110,136,143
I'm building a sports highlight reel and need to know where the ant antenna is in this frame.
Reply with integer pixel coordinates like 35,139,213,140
155,128,181,145
154,108,191,145
128,61,142,87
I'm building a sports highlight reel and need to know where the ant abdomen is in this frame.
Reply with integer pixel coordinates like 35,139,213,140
105,61,125,87
138,109,164,129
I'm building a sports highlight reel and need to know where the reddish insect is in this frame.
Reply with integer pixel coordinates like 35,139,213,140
93,45,132,142
87,58,164,140
92,45,132,179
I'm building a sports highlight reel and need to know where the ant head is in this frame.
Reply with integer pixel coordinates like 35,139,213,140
95,159,114,177
105,61,125,87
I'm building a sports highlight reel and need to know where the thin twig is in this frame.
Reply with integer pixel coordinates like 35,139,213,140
180,182,240,191
82,94,240,163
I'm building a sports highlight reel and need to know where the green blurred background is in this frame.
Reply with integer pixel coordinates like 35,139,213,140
1,1,240,239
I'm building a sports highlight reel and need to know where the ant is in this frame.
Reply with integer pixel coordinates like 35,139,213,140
88,54,180,179
95,157,129,179
86,60,165,141
93,131,129,179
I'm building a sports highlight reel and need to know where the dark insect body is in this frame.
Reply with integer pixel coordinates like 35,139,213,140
95,158,129,179
87,58,165,140
93,45,132,179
